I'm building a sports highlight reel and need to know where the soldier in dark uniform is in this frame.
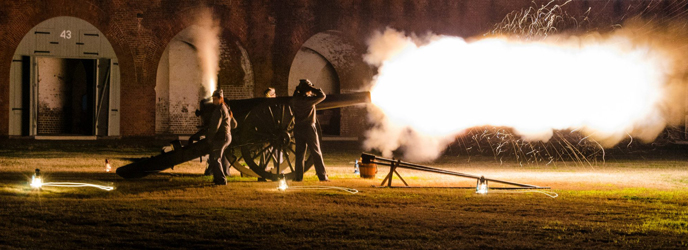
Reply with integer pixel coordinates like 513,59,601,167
290,79,329,182
207,89,236,185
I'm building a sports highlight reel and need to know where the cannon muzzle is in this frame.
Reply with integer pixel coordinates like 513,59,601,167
227,91,371,119
316,91,371,110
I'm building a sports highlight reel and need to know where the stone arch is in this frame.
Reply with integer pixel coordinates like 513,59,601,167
155,25,254,135
9,16,121,137
0,1,136,136
289,30,346,95
287,30,373,137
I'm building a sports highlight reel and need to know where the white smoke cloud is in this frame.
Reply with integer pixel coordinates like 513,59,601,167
189,7,221,98
364,92,455,162
363,21,688,162
363,27,440,67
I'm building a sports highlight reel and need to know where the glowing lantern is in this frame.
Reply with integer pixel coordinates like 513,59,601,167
476,176,488,194
277,177,288,191
354,159,360,174
30,169,43,189
105,159,111,172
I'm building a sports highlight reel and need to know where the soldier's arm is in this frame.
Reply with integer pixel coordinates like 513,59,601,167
310,88,326,105
228,107,238,129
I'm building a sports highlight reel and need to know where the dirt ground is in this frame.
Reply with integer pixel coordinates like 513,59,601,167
0,139,687,249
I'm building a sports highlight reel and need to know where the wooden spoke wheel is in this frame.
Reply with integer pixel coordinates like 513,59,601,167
224,147,260,177
239,101,318,181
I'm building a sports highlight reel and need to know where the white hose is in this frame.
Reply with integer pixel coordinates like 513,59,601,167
489,189,559,198
41,182,115,191
283,185,359,194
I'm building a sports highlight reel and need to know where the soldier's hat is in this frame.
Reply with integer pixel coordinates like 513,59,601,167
212,89,223,98
298,79,314,89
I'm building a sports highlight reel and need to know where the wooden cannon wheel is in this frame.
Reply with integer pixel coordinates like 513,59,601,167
239,101,318,181
224,147,260,178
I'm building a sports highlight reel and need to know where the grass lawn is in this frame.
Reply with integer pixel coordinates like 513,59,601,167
0,139,687,249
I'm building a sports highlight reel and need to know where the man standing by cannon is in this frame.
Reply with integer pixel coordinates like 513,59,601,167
291,79,329,182
207,89,236,185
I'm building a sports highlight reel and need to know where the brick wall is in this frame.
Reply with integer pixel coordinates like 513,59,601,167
37,108,66,135
0,0,672,137
155,101,170,134
168,103,200,135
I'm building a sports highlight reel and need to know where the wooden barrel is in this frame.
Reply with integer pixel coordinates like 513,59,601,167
358,162,377,179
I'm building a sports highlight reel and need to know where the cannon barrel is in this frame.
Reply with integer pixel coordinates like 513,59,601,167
228,91,370,119
316,91,371,110
116,91,370,179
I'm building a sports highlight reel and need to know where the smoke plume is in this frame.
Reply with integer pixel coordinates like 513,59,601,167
189,7,221,97
363,20,688,162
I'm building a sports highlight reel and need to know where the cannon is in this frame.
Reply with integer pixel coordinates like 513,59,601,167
116,91,371,180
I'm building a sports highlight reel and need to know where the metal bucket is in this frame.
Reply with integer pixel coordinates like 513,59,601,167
359,162,377,179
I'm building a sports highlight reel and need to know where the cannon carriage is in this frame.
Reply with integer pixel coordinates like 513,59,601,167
116,91,370,181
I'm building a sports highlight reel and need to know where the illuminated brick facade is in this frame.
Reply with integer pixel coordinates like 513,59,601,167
0,0,668,137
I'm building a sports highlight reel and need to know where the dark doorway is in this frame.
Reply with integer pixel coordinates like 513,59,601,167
36,58,96,135
318,108,341,136
20,56,31,136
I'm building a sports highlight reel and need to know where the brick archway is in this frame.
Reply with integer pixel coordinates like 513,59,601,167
0,2,134,136
154,23,254,136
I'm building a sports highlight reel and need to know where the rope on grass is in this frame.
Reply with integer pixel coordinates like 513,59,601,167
287,186,359,194
489,189,559,198
41,182,115,191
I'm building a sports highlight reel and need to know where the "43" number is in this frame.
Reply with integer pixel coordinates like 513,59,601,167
60,30,72,39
